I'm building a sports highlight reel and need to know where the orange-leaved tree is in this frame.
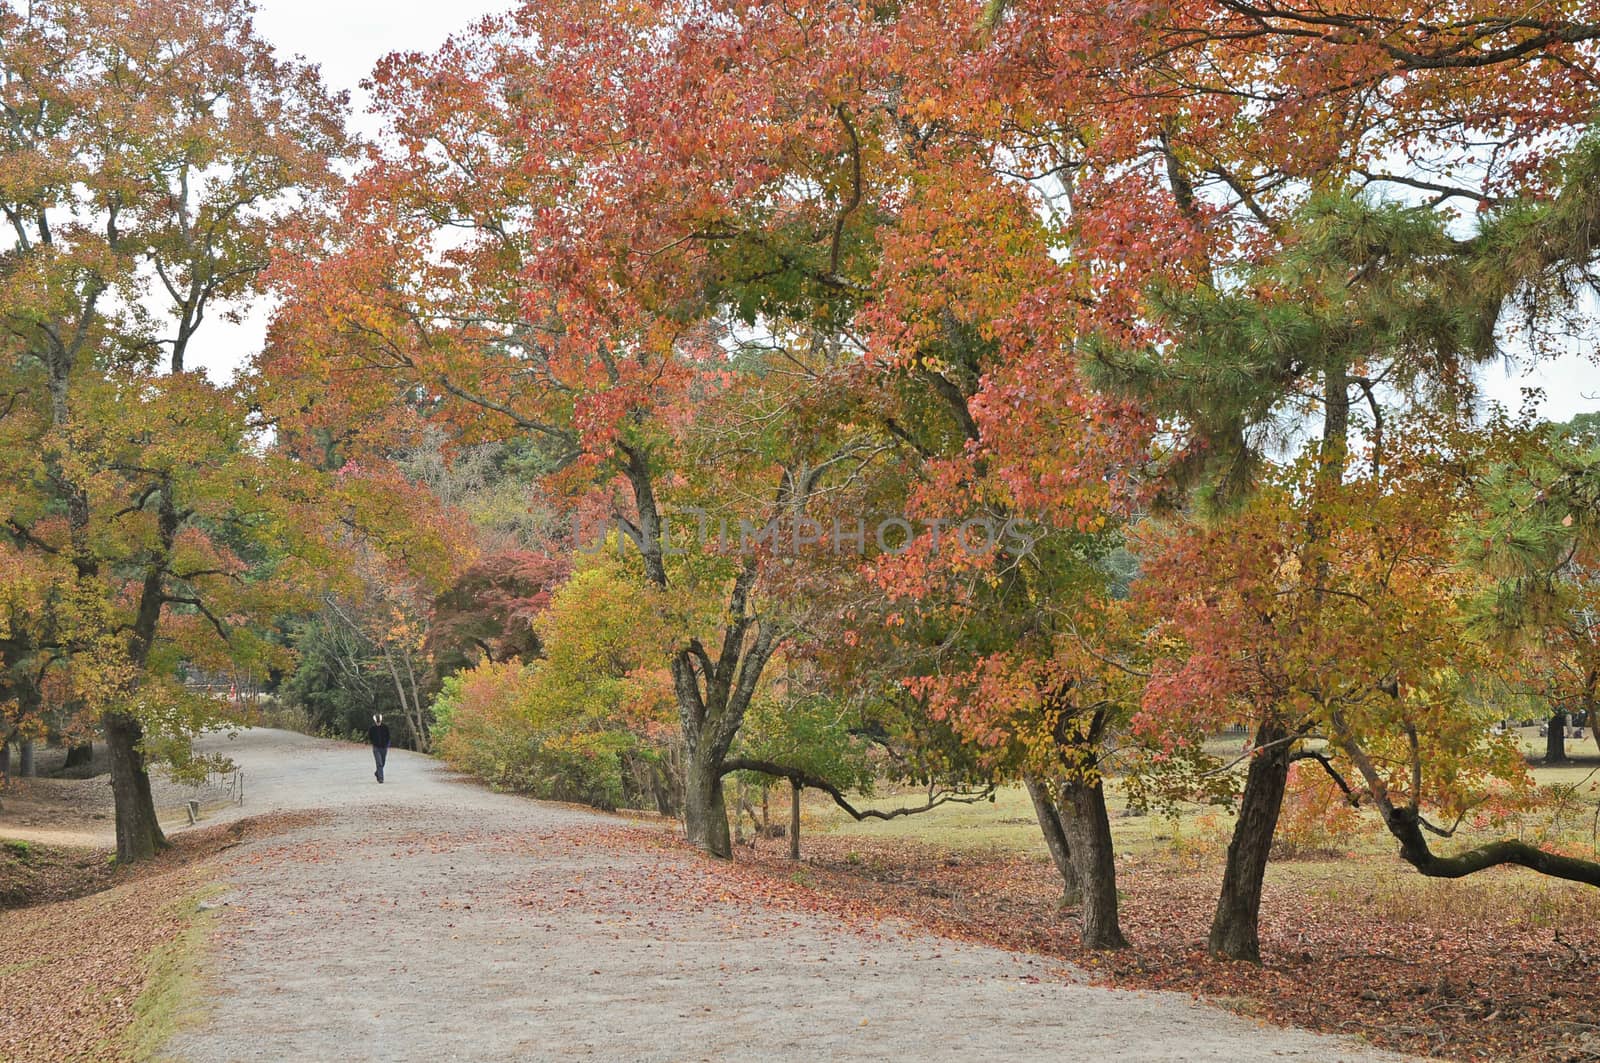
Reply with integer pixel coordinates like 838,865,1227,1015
260,0,1051,857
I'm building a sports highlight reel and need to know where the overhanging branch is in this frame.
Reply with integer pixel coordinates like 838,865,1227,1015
1289,749,1361,806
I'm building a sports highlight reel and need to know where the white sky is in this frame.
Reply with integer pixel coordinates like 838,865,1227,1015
252,0,514,125
187,0,516,383
191,1,1600,426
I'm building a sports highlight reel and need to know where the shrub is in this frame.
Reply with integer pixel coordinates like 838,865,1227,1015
432,659,541,787
430,550,684,811
431,658,646,810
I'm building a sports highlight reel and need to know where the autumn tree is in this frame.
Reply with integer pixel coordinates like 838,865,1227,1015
415,440,569,676
962,0,1600,956
432,545,680,809
1107,153,1600,955
0,0,344,860
262,0,1039,858
0,543,72,786
822,162,1152,947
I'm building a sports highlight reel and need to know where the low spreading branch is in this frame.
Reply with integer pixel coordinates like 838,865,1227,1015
1330,709,1600,888
721,757,995,821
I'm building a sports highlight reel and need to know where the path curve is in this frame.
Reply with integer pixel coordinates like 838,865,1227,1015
159,729,1409,1062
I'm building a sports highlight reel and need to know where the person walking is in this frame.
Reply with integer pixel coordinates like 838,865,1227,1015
367,714,391,783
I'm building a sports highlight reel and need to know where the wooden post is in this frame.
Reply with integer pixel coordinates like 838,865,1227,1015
789,779,802,861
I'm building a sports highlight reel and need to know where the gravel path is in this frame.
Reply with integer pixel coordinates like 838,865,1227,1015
158,729,1409,1062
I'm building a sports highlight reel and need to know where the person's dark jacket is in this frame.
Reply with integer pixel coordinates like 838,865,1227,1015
366,723,391,749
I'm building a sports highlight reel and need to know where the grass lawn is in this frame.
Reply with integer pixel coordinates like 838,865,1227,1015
809,725,1600,860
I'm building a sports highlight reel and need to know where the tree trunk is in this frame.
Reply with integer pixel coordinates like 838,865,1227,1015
668,566,774,861
731,780,747,846
18,740,35,777
1578,671,1599,757
683,751,732,859
104,712,168,863
789,779,801,861
400,649,430,754
1058,774,1128,950
0,741,10,783
1547,710,1569,764
1209,720,1293,962
624,444,777,862
650,758,679,817
1024,774,1080,905
64,741,93,770
378,643,429,754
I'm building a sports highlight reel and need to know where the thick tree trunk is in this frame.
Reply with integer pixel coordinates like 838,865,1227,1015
1024,774,1080,904
683,751,732,859
18,740,35,777
1059,774,1128,950
789,779,802,861
1547,710,1569,764
64,741,93,770
104,712,167,863
1209,721,1293,962
0,741,10,782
